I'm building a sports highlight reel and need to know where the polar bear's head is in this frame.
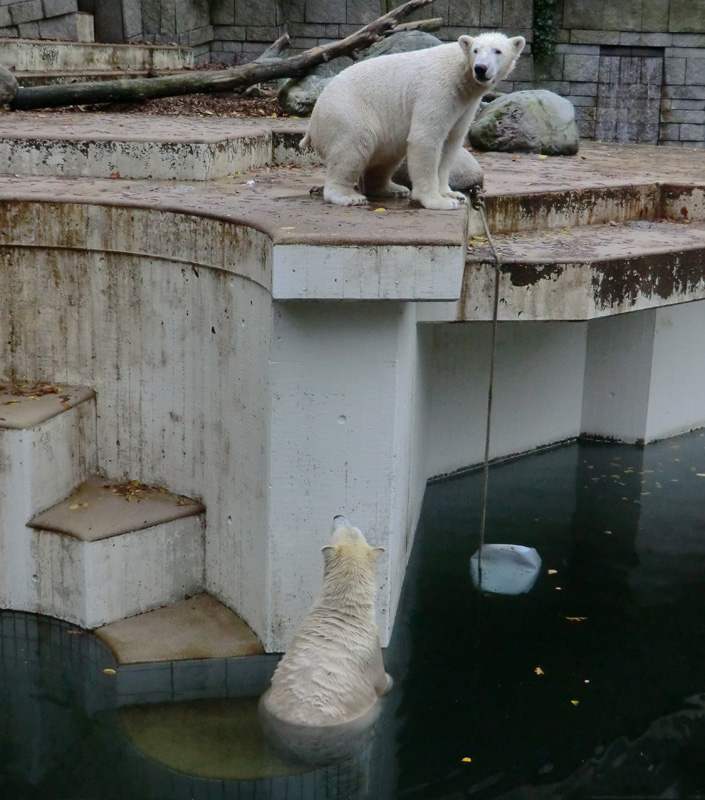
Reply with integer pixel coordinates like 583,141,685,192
321,516,385,605
459,32,526,88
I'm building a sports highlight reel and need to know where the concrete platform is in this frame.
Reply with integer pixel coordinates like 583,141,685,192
96,593,265,664
28,476,204,540
0,381,94,429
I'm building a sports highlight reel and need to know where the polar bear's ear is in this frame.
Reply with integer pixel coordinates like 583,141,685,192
458,35,474,55
510,36,526,56
372,546,386,557
322,544,337,569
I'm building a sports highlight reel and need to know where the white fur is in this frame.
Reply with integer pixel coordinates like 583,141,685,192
262,517,392,726
301,32,525,210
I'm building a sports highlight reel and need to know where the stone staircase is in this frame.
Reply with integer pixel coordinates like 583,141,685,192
0,380,205,629
0,37,193,86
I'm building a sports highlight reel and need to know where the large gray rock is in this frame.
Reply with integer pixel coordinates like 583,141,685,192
0,64,18,107
394,147,484,192
361,30,442,59
278,56,353,116
469,90,580,156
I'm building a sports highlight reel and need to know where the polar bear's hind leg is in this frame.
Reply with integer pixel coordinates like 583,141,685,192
363,163,410,199
321,141,369,206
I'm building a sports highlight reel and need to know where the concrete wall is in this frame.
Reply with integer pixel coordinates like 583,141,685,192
0,201,273,640
425,321,588,478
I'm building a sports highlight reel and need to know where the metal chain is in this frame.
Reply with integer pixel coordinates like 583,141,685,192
469,186,503,592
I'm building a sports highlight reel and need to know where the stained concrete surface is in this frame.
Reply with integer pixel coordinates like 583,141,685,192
0,382,94,429
96,593,265,663
28,475,204,540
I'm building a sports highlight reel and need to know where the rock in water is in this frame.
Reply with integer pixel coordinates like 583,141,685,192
469,90,579,155
470,544,542,594
0,65,18,107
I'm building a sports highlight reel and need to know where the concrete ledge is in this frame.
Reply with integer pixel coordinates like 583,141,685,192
450,213,705,322
0,381,93,429
0,39,193,72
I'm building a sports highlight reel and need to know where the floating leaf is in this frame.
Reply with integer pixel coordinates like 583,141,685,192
538,154,548,159
565,616,588,622
547,569,558,575
461,757,472,763
69,504,80,510
570,700,579,706
103,668,116,676
697,473,705,477
374,208,386,213
535,667,544,675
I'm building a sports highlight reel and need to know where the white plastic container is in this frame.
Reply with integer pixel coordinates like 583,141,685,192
470,544,542,594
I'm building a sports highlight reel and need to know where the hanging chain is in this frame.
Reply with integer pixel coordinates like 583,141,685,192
468,186,503,592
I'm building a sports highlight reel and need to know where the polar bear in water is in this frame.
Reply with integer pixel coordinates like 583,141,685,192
261,516,392,728
301,32,525,210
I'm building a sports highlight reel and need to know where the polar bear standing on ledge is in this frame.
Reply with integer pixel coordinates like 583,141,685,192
262,516,392,727
301,32,525,210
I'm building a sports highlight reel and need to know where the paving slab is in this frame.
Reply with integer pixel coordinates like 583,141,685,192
0,381,94,429
96,593,265,663
28,475,204,541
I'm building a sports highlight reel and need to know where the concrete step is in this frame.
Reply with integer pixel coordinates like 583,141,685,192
456,216,705,322
0,381,97,612
96,593,265,665
0,39,193,73
26,476,205,629
0,115,297,180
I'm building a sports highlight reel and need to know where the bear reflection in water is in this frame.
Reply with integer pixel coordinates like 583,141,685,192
260,516,392,764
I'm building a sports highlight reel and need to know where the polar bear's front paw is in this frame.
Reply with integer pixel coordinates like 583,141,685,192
324,186,368,206
417,194,464,210
442,189,468,202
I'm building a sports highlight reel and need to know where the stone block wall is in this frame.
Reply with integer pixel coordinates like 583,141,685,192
0,0,92,40
515,0,705,147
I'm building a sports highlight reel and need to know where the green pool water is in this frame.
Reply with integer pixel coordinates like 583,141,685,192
3,433,705,799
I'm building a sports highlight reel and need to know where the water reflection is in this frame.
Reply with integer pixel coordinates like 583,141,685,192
3,434,705,798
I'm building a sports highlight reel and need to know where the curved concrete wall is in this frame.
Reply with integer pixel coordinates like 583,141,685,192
0,201,273,638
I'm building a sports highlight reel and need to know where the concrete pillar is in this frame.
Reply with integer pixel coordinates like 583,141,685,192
582,309,656,442
265,301,429,650
582,300,705,442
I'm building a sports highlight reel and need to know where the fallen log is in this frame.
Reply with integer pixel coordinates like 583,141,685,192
10,0,433,111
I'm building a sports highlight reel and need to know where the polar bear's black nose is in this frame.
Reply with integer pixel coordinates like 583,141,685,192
474,64,488,79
